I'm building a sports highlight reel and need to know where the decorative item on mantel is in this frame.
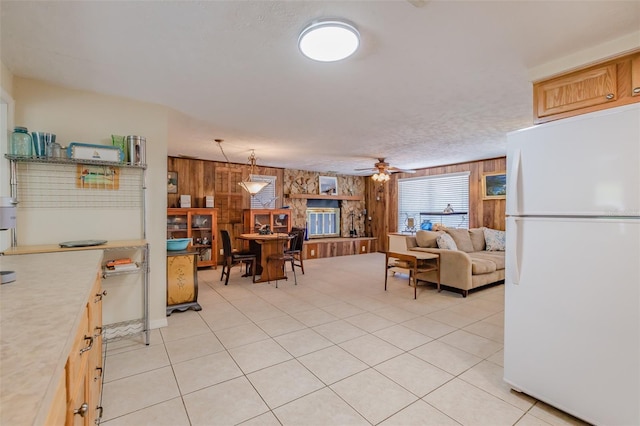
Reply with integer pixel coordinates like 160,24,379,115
319,176,338,195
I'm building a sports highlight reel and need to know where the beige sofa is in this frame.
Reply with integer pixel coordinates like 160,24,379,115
405,228,505,297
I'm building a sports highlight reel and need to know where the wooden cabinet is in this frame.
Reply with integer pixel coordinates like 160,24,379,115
534,50,640,123
166,251,201,315
64,274,104,426
302,237,376,259
167,208,219,268
243,209,292,234
632,54,640,97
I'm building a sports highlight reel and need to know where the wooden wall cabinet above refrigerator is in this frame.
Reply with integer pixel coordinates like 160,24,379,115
167,208,219,268
533,50,640,124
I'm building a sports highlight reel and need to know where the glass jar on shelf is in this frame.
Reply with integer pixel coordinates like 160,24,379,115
10,127,33,157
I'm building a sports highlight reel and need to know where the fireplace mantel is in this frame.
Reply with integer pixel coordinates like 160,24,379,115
286,194,364,201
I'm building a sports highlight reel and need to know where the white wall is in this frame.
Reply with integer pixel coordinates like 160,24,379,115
13,77,168,330
0,61,14,252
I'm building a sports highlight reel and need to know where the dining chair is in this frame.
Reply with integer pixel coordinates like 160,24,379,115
220,229,257,285
266,233,297,288
285,227,305,274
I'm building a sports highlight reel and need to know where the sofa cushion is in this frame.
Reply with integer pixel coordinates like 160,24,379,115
483,228,506,251
470,251,506,270
445,229,474,253
471,258,497,274
469,228,486,251
415,230,440,248
436,233,458,250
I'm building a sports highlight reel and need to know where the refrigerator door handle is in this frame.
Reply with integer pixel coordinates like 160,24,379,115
507,149,521,215
507,218,522,285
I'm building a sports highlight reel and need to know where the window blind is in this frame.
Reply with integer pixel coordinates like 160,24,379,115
250,175,277,209
398,172,470,231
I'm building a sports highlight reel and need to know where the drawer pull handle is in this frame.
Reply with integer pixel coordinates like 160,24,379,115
97,406,103,422
605,93,614,99
73,402,88,417
634,87,640,94
95,366,103,379
80,335,94,354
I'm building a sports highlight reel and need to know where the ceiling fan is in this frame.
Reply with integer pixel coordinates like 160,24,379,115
355,158,416,182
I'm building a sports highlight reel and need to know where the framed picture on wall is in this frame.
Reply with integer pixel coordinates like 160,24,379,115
482,171,506,200
319,176,338,195
167,171,178,194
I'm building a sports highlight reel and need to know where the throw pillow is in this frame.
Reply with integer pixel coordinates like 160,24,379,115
483,228,506,251
415,230,441,248
469,228,486,251
436,233,458,250
445,228,474,253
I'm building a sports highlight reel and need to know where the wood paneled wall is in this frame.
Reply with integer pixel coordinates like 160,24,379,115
168,156,506,259
369,157,507,252
167,156,284,263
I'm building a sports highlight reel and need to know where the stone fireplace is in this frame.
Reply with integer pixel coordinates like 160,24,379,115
306,199,340,238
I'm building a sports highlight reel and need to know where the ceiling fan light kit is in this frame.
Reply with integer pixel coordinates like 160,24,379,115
372,172,390,183
355,158,416,183
298,19,360,62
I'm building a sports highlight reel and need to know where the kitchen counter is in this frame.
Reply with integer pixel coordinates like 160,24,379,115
1,239,146,255
0,250,103,425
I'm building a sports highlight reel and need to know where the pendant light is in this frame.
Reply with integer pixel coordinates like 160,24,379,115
238,150,269,196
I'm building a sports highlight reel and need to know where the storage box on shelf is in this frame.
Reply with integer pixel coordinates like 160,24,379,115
167,208,219,268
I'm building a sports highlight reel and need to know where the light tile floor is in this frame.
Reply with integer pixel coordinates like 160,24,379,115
101,253,588,426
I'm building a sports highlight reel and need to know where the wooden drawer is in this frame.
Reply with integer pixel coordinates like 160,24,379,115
66,308,90,398
66,306,90,426
88,276,104,424
67,370,88,426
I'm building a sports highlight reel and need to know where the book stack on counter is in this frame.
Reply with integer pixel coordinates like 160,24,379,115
106,258,138,272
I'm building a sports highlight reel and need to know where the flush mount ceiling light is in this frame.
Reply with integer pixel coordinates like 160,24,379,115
298,19,360,62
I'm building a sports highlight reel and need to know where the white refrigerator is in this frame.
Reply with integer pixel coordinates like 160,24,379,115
504,103,640,426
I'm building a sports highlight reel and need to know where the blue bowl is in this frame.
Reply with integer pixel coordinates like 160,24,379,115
167,238,191,251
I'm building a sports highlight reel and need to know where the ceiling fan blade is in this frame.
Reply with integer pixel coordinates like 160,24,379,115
388,166,416,173
407,0,430,7
354,167,377,171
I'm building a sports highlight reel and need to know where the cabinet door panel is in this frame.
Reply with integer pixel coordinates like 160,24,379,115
632,53,640,97
535,64,617,117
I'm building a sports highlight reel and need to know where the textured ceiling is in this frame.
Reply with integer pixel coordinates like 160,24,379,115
2,1,639,174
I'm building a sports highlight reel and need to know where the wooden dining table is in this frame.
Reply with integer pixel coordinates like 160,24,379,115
237,233,292,283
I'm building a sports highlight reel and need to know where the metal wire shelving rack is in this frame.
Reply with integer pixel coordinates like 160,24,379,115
5,154,150,345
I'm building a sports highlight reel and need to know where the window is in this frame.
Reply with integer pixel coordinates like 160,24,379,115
398,172,470,231
250,175,277,209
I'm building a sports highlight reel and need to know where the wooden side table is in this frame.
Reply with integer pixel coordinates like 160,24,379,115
167,250,201,315
385,250,440,299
